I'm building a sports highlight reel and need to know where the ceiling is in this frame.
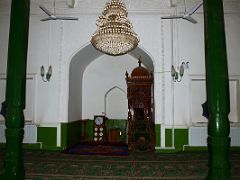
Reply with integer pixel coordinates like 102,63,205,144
1,0,239,16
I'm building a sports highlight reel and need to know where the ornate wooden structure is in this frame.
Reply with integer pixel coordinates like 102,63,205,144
125,59,155,151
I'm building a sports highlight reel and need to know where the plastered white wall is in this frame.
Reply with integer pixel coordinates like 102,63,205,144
0,1,239,131
82,55,138,119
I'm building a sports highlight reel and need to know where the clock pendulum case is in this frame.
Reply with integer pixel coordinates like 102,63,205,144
93,115,107,143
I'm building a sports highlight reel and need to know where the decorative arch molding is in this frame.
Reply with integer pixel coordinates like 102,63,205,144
104,86,127,116
68,42,155,73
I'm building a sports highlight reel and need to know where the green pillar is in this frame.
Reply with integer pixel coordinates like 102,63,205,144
3,0,30,179
203,0,231,179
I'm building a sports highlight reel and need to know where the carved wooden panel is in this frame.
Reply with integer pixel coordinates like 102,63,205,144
126,60,155,151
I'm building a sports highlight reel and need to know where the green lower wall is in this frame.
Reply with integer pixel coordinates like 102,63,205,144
61,120,82,149
155,124,161,147
37,127,57,150
85,120,94,142
3,121,238,152
165,128,188,151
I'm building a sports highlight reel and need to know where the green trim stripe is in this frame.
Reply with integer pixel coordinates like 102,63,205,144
61,120,82,149
165,129,188,151
37,127,57,150
155,124,161,147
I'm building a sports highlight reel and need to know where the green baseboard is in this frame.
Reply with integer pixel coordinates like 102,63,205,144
37,127,57,150
165,128,188,151
155,124,161,147
23,143,41,149
155,148,179,153
0,143,5,149
61,120,82,149
0,143,41,150
183,146,208,152
230,147,240,151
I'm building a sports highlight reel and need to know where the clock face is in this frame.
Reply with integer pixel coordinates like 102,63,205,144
95,116,103,125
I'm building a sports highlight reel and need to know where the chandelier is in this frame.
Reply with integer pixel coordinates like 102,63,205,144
91,0,139,56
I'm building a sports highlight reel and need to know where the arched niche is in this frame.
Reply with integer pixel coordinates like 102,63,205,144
68,43,155,122
104,86,127,119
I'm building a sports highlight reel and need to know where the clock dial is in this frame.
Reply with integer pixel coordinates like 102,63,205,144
99,132,103,136
99,127,103,131
94,127,98,131
94,137,98,141
95,116,103,125
94,132,98,136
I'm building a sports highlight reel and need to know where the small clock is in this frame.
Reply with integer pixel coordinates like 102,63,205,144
93,115,107,143
95,116,103,125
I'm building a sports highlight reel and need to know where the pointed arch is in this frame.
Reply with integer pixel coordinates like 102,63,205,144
104,86,127,116
68,42,155,122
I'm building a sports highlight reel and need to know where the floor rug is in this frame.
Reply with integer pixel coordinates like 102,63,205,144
1,150,240,179
64,143,129,156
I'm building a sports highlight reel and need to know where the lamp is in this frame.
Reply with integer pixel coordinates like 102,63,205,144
40,65,52,82
91,0,139,56
171,62,189,82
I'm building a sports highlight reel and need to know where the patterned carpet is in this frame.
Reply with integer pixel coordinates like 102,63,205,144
0,150,240,179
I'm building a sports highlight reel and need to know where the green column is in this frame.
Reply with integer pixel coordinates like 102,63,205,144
203,0,231,179
3,0,30,179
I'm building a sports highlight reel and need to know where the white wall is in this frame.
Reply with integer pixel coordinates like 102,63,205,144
64,13,162,123
0,0,239,131
0,15,9,74
82,55,138,119
225,13,240,74
170,11,240,127
27,17,63,125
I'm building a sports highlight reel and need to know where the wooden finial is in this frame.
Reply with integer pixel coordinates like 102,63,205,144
138,56,142,67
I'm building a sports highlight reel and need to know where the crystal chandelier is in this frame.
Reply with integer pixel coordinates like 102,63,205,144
91,0,140,56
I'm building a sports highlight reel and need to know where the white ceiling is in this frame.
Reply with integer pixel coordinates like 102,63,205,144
1,0,239,16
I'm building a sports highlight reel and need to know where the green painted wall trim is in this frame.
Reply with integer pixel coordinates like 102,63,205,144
183,146,208,152
22,143,41,149
165,129,188,151
61,120,82,149
155,124,161,147
86,120,94,141
0,143,39,149
0,143,5,149
37,127,57,150
155,149,180,153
